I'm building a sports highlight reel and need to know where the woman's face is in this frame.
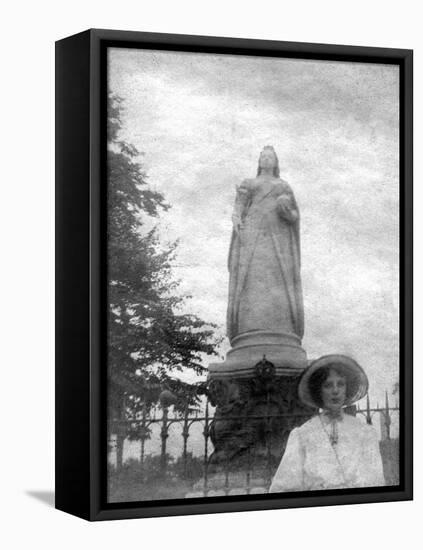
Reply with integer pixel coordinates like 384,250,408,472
259,149,277,170
321,369,347,412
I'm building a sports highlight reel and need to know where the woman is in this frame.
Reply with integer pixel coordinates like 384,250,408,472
269,355,385,492
226,146,304,342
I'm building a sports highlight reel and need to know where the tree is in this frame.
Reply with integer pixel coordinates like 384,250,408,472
107,95,220,458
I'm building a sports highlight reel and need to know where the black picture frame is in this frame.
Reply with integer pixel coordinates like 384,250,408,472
55,28,413,521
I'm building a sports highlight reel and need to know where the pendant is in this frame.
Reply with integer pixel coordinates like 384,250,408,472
330,420,339,446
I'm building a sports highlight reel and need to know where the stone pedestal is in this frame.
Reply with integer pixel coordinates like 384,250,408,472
209,329,307,378
186,472,270,498
206,357,314,469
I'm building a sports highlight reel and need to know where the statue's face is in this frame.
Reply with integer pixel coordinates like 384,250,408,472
259,149,277,170
321,369,347,412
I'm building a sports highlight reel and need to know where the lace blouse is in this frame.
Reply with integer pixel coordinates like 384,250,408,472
269,413,385,492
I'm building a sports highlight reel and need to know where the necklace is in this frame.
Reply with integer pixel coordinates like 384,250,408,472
329,418,339,446
318,414,348,485
320,413,341,446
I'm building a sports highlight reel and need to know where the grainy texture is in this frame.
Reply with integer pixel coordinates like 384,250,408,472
108,48,399,409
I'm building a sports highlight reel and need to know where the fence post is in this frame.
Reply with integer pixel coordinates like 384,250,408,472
246,447,252,495
139,405,149,481
160,406,169,475
265,387,273,488
366,394,372,425
116,396,127,469
203,401,210,495
384,391,391,440
182,407,189,478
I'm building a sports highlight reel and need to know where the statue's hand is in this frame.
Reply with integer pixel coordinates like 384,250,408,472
276,194,290,208
277,194,297,222
236,183,250,205
232,214,243,235
237,183,249,194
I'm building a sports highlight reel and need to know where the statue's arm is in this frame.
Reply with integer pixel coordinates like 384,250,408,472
276,185,299,223
232,179,252,234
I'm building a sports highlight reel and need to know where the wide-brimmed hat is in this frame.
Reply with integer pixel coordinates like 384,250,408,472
298,354,369,409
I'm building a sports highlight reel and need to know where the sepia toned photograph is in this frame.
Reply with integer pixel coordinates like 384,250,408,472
106,46,401,503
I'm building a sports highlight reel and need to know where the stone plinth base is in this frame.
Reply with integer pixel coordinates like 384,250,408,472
209,330,307,378
205,357,315,466
185,472,270,498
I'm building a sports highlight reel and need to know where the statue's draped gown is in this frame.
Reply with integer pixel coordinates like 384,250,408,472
226,177,304,342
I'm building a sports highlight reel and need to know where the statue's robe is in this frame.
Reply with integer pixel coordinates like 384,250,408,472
226,178,304,342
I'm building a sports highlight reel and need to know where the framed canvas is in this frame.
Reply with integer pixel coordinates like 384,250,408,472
55,28,413,521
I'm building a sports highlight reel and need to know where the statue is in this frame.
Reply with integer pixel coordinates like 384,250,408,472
209,146,307,378
227,145,304,341
206,147,311,468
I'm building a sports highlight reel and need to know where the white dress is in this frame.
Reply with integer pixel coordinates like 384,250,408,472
269,413,385,492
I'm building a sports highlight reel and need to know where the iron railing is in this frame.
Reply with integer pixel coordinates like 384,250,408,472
108,393,399,500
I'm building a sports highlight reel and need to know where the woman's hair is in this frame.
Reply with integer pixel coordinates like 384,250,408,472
308,365,360,409
256,145,280,178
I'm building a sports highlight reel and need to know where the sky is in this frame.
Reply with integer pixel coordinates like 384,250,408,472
108,47,399,408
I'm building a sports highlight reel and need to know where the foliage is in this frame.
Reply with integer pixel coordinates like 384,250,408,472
108,458,191,502
107,454,205,502
173,453,205,481
107,94,220,425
